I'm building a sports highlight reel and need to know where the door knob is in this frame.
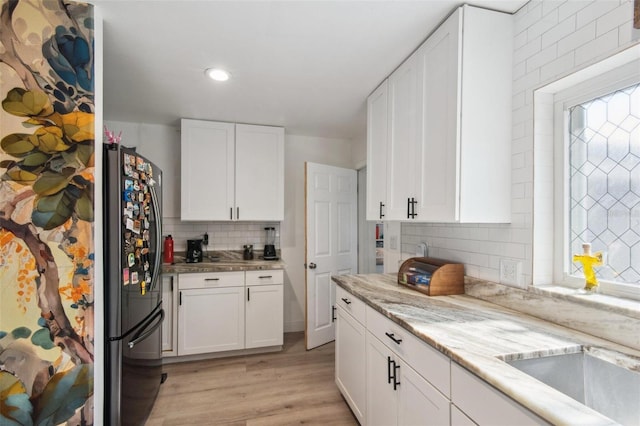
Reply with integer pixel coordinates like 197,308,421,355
308,262,317,269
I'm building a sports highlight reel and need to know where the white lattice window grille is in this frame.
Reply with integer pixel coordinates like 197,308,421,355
567,83,640,286
549,58,640,300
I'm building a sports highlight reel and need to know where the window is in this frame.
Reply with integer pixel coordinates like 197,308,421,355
549,58,640,300
567,83,639,285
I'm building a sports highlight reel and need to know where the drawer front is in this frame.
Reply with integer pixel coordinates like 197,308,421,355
366,306,450,396
336,286,366,324
178,271,245,289
245,269,284,286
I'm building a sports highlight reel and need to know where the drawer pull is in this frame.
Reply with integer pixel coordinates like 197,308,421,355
204,278,220,281
385,332,402,345
341,297,351,305
258,275,273,279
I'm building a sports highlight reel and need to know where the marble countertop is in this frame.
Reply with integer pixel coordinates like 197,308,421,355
332,273,640,426
162,250,284,274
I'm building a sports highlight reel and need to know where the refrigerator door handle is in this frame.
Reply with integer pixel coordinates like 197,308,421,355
149,184,163,291
128,308,165,349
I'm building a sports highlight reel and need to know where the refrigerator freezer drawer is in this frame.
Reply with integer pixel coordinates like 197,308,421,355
178,271,245,289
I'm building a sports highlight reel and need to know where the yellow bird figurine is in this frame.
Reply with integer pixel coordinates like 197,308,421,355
573,243,603,292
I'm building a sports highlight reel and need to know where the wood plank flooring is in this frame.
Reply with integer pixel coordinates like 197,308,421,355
146,332,358,425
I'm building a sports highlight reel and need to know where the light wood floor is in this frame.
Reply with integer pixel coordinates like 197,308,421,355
147,332,358,425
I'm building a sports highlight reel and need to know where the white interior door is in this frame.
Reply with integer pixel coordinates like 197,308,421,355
305,162,357,350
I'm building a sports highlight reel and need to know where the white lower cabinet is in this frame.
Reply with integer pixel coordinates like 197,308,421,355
354,305,450,426
175,270,284,357
245,270,284,349
336,305,367,423
178,286,245,355
366,331,450,426
334,293,550,426
246,284,284,348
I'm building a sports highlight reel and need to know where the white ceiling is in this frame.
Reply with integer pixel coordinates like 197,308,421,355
92,0,528,140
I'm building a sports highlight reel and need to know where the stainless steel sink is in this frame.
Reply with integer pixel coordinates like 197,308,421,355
503,348,640,425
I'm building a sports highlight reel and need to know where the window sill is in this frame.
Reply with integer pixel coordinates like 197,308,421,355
529,285,640,320
465,277,640,350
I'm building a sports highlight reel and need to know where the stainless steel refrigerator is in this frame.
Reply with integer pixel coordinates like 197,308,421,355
104,144,165,425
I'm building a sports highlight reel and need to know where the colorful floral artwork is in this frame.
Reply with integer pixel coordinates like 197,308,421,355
1,1,96,424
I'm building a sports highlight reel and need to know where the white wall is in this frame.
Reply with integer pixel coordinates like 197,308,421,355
401,0,638,285
281,134,355,331
104,120,181,217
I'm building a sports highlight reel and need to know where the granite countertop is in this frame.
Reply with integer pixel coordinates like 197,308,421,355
332,273,640,426
162,250,285,274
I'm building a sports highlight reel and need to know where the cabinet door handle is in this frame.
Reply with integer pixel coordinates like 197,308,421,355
179,291,182,306
385,332,402,345
379,201,385,219
407,197,418,219
247,287,250,301
237,207,239,220
387,356,393,384
393,362,401,390
259,275,273,279
331,305,336,322
341,297,351,305
230,207,233,220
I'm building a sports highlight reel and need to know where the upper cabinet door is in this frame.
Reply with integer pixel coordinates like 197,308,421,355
416,7,462,222
366,80,389,221
385,52,420,221
235,124,285,221
181,119,235,221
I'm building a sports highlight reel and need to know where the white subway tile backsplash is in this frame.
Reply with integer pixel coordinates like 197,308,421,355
526,44,558,73
574,27,619,65
540,52,576,81
557,21,596,55
514,37,542,65
541,15,577,48
514,29,529,50
541,0,562,19
515,1,543,33
576,0,619,28
162,217,280,252
527,7,559,40
596,1,633,36
558,0,592,23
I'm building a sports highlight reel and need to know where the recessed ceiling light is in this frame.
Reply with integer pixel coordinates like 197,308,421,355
205,68,230,82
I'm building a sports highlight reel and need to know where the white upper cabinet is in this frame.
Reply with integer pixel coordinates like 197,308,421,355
419,5,513,222
385,52,421,221
235,124,284,221
181,119,284,221
366,4,513,223
366,80,389,221
181,119,235,221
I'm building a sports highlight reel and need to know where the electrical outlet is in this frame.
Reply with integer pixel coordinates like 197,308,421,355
500,259,521,286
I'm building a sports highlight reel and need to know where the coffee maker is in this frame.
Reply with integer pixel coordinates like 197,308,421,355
263,227,277,259
186,239,203,263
